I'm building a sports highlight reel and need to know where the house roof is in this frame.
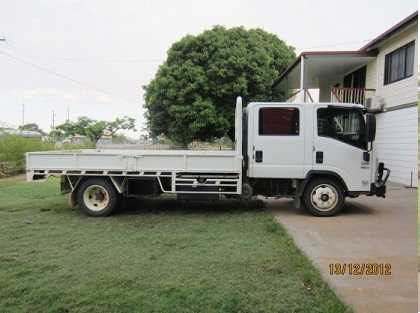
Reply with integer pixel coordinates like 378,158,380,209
274,11,418,88
360,11,418,51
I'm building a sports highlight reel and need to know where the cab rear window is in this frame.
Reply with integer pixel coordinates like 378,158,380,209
259,107,299,136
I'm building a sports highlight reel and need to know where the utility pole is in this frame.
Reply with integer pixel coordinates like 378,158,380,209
51,110,55,130
67,105,70,121
22,103,25,126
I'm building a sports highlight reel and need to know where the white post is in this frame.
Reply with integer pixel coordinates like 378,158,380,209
300,55,305,102
300,55,305,90
235,96,243,156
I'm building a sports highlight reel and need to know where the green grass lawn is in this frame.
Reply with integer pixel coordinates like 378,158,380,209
0,177,350,313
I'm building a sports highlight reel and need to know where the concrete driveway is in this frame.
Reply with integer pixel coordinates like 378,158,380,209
268,183,417,313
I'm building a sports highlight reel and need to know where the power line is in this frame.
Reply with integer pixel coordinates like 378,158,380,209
0,36,160,63
0,49,140,103
33,57,162,63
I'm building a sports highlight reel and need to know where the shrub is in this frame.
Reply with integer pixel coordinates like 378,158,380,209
0,135,97,176
0,135,54,176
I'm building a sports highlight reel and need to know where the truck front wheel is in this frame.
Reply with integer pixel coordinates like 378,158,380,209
302,178,344,217
76,178,118,217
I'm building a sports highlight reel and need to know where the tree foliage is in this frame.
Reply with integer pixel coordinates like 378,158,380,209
52,116,136,142
18,123,46,136
144,26,295,145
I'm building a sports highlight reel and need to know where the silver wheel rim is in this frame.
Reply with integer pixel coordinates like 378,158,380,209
83,185,109,212
310,184,339,212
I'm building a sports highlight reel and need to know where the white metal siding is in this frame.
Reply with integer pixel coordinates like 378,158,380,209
365,59,376,90
375,106,418,186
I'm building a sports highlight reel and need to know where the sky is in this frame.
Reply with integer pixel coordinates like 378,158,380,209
0,0,417,137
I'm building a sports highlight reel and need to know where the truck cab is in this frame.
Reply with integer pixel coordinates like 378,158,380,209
244,100,389,216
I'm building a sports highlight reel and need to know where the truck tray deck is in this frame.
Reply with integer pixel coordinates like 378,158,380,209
27,149,242,177
26,149,243,194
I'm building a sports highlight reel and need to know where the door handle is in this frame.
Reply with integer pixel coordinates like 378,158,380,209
316,151,323,164
255,150,263,163
363,151,370,162
361,151,370,168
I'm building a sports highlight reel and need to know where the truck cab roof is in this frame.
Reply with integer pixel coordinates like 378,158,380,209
247,102,365,110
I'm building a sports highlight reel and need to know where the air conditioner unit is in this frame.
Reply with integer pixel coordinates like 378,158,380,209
366,96,385,112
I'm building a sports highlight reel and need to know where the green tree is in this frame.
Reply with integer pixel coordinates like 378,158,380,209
52,116,136,142
144,26,295,145
18,123,46,136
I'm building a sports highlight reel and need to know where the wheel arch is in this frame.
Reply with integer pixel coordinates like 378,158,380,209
297,170,348,197
64,175,124,203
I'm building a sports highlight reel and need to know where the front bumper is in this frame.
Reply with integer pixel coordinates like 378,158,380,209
369,162,390,198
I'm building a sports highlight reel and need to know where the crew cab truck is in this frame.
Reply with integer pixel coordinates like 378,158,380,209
26,97,389,217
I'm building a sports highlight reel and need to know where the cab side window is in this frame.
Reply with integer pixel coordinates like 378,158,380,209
317,108,366,150
259,107,299,136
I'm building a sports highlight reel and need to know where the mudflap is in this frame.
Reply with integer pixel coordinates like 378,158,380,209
60,176,72,194
370,183,386,198
370,163,390,198
68,192,78,209
293,196,301,209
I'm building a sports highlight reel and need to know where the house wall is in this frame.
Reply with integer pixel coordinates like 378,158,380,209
375,106,418,186
374,24,418,108
365,60,376,90
372,23,418,186
319,80,334,102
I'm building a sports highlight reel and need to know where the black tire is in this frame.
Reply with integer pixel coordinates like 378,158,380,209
302,178,345,217
76,178,119,217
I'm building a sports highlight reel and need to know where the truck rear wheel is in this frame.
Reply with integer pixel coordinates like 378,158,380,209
302,178,344,217
76,178,118,217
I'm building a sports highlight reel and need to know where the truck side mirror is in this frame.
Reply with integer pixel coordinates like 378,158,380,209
366,113,376,142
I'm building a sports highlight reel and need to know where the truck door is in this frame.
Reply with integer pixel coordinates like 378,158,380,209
313,106,371,191
249,105,305,178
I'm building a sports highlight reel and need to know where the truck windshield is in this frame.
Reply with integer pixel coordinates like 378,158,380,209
317,108,367,150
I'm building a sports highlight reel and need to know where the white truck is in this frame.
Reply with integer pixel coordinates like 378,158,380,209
26,97,389,217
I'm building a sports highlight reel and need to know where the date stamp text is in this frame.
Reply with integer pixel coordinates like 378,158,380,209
328,263,392,276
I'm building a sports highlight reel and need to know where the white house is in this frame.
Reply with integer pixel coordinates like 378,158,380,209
274,11,418,187
0,121,43,138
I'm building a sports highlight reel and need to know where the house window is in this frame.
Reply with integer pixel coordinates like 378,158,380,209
384,41,415,85
259,107,299,135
